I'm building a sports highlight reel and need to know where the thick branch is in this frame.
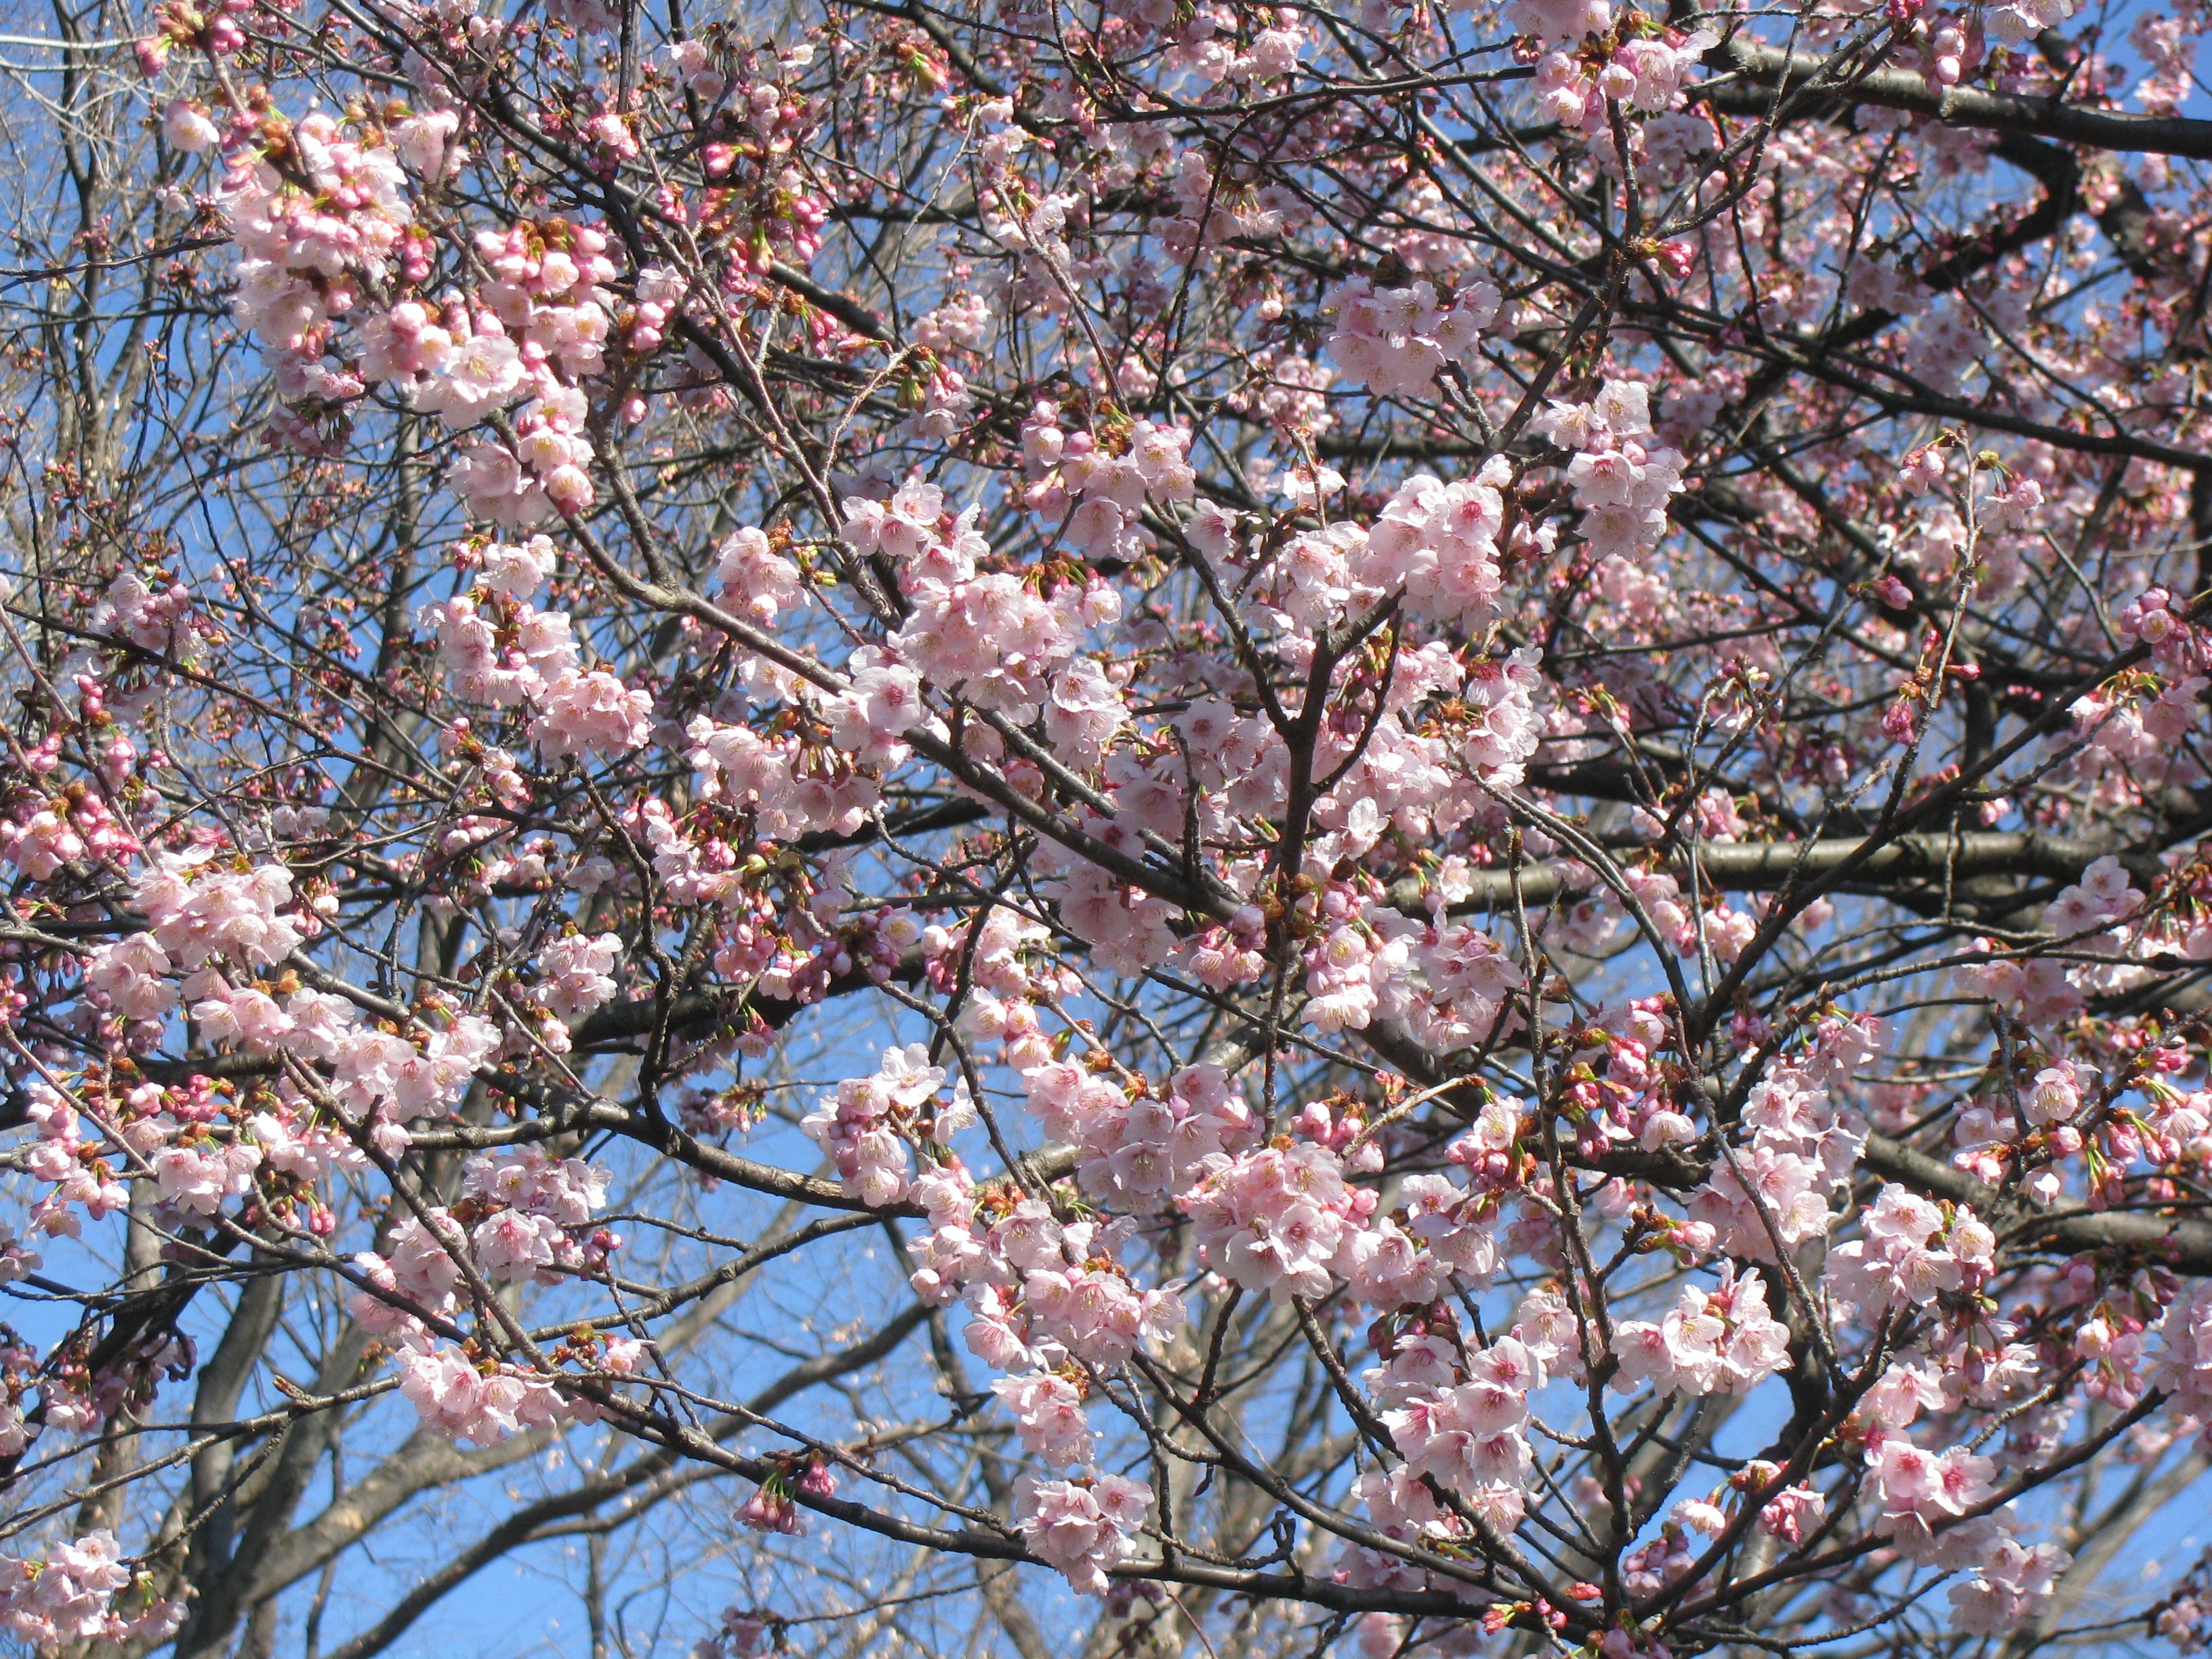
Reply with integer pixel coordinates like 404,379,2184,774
1716,39,2212,161
1389,827,2152,912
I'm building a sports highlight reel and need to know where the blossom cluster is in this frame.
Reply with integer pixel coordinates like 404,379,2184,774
0,1532,184,1650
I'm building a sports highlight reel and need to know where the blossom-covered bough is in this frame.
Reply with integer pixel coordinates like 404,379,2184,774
5,0,2212,1652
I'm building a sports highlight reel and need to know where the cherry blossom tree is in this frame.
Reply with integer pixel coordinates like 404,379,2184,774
5,0,2212,1652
